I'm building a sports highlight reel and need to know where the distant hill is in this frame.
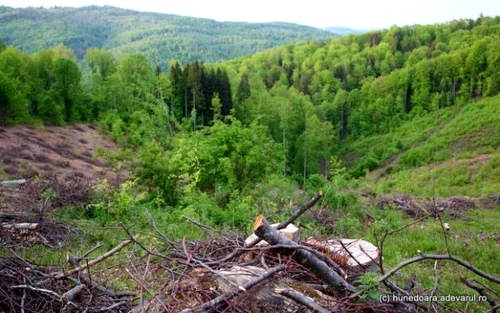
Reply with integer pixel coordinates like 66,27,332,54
0,5,335,65
323,26,366,36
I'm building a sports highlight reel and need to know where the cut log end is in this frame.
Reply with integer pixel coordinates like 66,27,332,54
253,214,265,231
318,190,324,197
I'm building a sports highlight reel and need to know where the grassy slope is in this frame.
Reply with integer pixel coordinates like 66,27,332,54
0,6,334,65
340,94,500,197
334,95,500,308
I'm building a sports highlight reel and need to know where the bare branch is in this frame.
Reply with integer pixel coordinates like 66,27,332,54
61,284,85,302
182,215,220,233
53,235,136,280
427,260,439,313
378,213,431,274
275,288,330,313
203,191,323,265
460,277,497,312
11,285,61,299
380,254,500,285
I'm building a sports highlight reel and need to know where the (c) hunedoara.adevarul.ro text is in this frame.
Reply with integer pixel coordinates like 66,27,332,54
380,294,488,303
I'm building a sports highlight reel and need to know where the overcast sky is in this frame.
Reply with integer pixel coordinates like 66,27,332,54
2,0,499,29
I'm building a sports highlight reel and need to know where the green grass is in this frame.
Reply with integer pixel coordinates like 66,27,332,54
342,205,500,312
397,96,500,168
351,95,500,197
366,154,500,197
337,108,454,177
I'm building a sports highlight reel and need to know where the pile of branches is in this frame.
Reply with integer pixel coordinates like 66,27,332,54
19,174,92,213
0,245,136,313
0,212,71,248
377,195,426,217
0,174,91,214
377,195,490,218
117,192,395,313
122,192,499,313
2,191,499,313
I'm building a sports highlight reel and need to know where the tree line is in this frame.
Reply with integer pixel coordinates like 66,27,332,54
0,41,232,142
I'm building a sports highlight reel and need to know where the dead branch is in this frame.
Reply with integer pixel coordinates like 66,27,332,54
380,254,500,285
11,285,61,299
1,223,38,229
179,265,285,313
96,301,129,312
275,288,330,313
121,224,179,263
0,179,27,186
53,235,136,280
427,261,439,313
276,191,324,229
338,239,365,269
245,244,346,278
403,273,416,292
67,243,104,268
460,277,498,312
68,276,135,298
126,268,169,312
61,284,85,302
378,213,431,274
253,214,355,294
182,215,220,233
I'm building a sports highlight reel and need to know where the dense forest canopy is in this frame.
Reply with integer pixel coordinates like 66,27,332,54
1,14,500,201
0,5,334,66
224,14,500,177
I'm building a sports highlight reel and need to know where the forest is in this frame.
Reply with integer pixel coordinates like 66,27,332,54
1,12,500,313
0,5,333,65
2,14,500,180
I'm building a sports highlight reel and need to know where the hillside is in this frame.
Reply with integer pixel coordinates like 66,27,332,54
0,5,334,65
221,15,500,180
352,94,500,197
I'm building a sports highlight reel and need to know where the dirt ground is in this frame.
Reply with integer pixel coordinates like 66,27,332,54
0,124,127,213
0,124,124,183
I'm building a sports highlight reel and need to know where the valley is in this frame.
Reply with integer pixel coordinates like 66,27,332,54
1,7,499,313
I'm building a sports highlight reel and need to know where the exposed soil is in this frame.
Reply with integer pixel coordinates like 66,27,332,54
0,124,123,184
0,124,128,217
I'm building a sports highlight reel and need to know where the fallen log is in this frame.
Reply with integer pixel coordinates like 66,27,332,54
1,223,38,230
179,265,285,313
0,179,26,187
253,214,355,294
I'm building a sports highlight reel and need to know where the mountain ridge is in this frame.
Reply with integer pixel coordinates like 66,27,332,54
0,5,336,65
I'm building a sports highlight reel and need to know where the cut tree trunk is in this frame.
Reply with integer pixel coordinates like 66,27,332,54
253,214,355,294
304,238,379,272
244,223,299,247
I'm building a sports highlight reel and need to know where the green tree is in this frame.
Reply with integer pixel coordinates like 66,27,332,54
52,58,82,122
236,73,251,104
169,60,186,120
85,48,116,80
